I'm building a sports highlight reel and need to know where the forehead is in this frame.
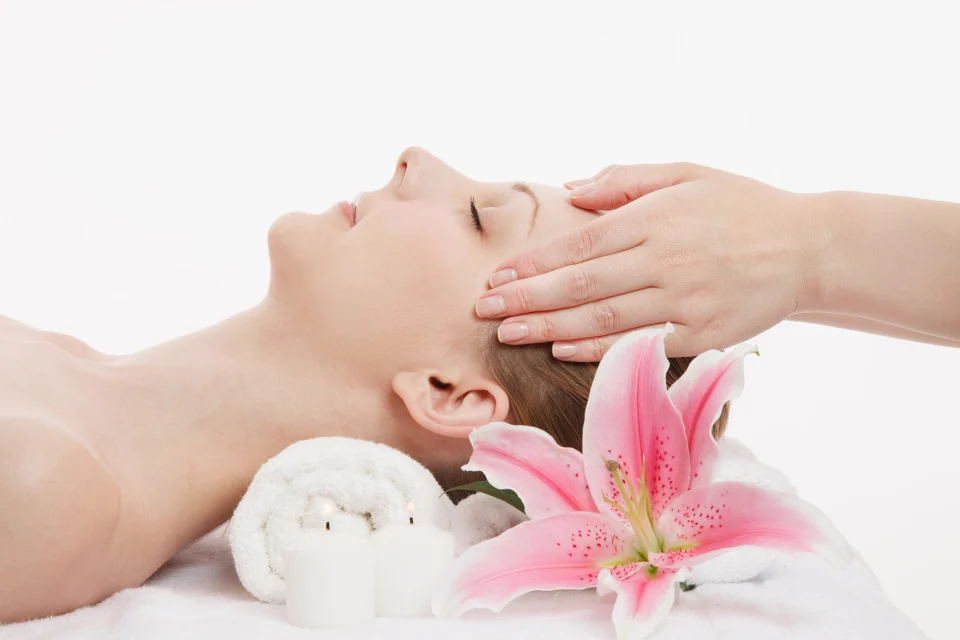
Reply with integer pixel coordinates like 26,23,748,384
525,183,600,246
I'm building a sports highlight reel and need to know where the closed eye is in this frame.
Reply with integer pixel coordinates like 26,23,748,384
469,197,483,233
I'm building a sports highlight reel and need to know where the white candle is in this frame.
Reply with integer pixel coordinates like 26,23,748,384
372,502,456,617
283,503,376,628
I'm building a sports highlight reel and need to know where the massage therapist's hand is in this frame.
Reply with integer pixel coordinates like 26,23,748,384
476,163,819,360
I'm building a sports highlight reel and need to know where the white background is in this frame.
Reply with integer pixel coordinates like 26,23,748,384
1,1,956,637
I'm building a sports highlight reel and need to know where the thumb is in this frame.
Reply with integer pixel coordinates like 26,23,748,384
567,162,706,211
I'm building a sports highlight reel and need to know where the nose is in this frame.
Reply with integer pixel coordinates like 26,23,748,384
394,147,465,199
396,146,432,175
397,146,421,168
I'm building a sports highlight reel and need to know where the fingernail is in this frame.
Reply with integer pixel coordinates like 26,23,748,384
552,344,577,359
563,178,593,190
475,295,506,318
489,268,518,288
568,182,598,199
497,322,529,343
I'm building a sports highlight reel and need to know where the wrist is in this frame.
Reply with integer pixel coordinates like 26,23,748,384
792,190,845,314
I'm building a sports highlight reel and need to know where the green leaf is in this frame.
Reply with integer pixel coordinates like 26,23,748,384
679,581,697,592
442,480,526,514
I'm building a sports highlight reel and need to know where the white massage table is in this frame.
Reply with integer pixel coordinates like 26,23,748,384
1,524,927,640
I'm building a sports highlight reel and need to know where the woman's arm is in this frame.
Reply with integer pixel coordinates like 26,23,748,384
803,191,960,342
790,312,960,347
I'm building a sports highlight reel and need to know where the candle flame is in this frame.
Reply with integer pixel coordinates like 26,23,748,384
406,502,416,513
323,503,333,516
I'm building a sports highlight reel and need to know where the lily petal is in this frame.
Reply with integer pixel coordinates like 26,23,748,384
432,512,629,618
583,326,690,523
464,422,595,519
668,344,757,489
651,482,854,568
598,564,686,640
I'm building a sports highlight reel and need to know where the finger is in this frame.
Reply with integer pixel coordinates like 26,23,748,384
489,207,645,282
551,322,702,362
550,329,643,362
476,249,653,318
562,165,619,190
568,162,707,211
495,288,670,346
563,178,592,190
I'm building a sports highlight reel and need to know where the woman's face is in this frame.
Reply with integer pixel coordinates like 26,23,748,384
267,148,597,456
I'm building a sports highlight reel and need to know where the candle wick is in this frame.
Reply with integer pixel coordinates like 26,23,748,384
325,521,331,531
409,516,414,525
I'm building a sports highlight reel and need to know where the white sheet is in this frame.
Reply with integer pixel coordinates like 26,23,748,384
1,524,927,640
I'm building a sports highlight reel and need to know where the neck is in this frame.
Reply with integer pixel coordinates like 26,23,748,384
95,298,390,548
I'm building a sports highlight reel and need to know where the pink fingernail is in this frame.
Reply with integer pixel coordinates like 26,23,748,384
552,344,577,359
475,295,506,318
497,322,529,343
568,183,598,199
489,268,518,288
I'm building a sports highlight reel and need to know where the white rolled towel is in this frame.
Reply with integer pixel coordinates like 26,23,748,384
228,436,455,604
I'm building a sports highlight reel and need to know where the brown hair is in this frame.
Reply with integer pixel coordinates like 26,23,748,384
438,328,730,492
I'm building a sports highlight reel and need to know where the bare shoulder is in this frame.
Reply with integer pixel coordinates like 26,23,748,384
0,415,123,546
0,416,124,622
0,415,118,497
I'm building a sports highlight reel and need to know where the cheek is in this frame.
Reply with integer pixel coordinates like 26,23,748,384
322,211,491,350
357,216,483,328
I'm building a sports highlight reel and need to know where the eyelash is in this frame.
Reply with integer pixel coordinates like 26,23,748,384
469,197,483,232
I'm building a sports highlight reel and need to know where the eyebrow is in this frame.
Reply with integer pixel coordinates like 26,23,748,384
512,182,540,234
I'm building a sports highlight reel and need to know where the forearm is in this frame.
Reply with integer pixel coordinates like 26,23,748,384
801,191,960,341
790,312,960,347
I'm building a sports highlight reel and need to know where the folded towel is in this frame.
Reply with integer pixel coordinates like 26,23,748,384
228,437,455,604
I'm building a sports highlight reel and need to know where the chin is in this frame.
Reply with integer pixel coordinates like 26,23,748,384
267,210,339,299
269,202,350,253
270,206,330,242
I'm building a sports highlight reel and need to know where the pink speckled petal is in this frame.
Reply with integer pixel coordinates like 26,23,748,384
668,344,757,489
432,512,630,618
651,482,854,569
597,564,686,640
582,326,690,524
464,422,596,520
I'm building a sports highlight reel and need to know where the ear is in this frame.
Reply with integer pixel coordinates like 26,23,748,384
391,370,510,438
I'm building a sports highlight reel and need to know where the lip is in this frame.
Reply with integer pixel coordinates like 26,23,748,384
337,200,357,227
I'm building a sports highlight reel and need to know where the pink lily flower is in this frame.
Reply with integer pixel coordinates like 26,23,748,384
432,326,852,639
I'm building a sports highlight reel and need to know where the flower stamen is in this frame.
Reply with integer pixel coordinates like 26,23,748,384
605,458,661,555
